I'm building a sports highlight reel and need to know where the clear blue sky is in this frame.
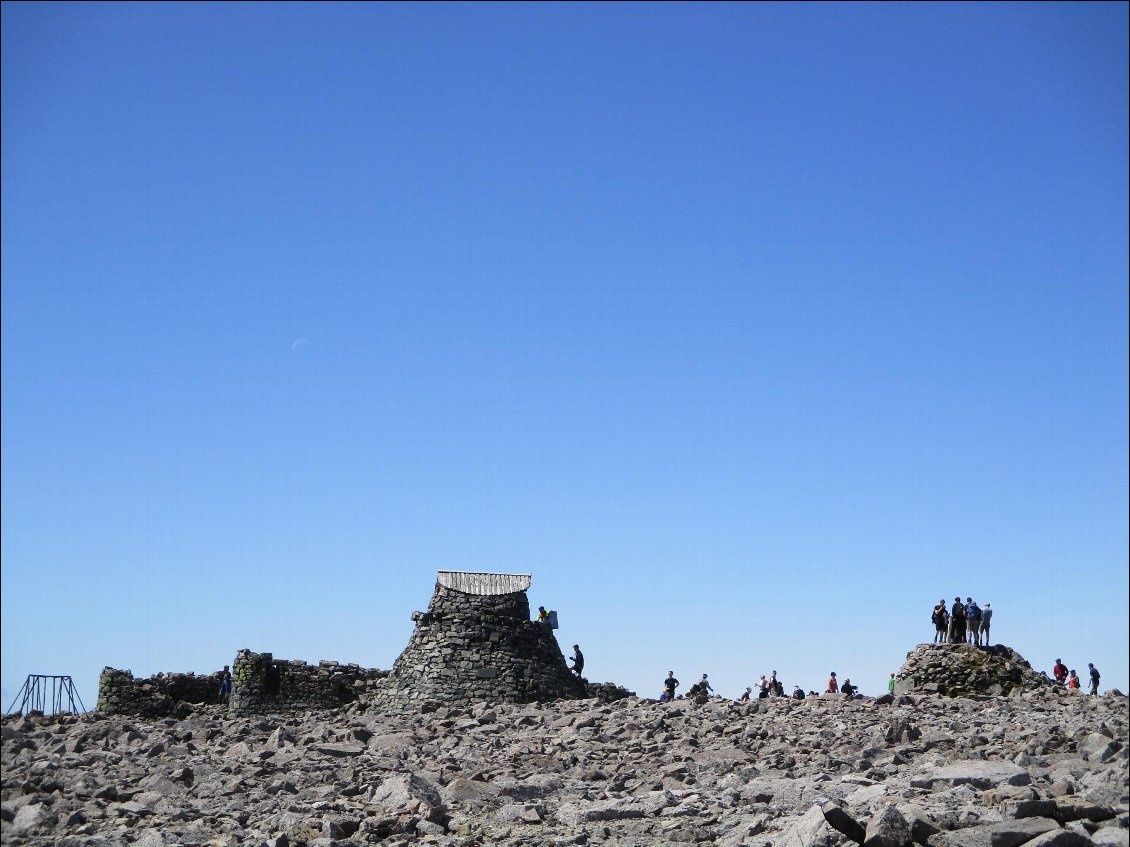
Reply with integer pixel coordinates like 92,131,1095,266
3,2,1127,710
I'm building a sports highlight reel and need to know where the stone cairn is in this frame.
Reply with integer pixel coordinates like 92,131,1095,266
894,642,1057,697
372,571,587,710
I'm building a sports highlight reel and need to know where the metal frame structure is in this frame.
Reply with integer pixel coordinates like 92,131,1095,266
5,674,87,716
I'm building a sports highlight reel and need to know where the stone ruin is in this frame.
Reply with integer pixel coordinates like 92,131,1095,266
96,656,390,718
372,571,588,710
96,571,599,717
894,642,1058,697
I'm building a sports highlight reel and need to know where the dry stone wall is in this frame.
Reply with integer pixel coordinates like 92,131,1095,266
96,654,390,718
228,649,389,716
373,581,587,710
95,667,223,718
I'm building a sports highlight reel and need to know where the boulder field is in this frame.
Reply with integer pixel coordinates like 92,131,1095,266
2,685,1127,847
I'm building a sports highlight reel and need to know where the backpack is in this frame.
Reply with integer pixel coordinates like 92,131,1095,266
547,610,559,629
968,605,980,622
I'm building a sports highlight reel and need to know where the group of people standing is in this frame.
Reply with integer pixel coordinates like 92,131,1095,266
1052,659,1101,695
662,670,863,702
932,597,991,645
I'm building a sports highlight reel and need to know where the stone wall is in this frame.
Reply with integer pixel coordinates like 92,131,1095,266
894,643,1056,697
373,580,587,710
228,649,389,716
96,654,390,717
95,667,223,718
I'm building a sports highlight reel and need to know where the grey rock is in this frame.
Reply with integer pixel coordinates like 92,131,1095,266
1090,829,1129,847
927,825,996,847
556,791,672,826
823,800,867,843
774,804,839,847
1022,831,1094,847
368,772,446,823
865,805,911,847
989,817,1061,847
11,803,49,833
917,761,1032,789
1000,800,1061,821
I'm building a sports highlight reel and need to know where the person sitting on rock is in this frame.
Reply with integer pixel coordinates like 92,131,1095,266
792,685,805,700
757,675,770,699
840,678,859,698
688,674,712,698
536,606,550,627
739,687,752,702
826,672,838,693
1067,669,1080,690
1053,659,1068,686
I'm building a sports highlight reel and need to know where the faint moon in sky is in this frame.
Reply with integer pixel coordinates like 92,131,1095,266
291,338,309,352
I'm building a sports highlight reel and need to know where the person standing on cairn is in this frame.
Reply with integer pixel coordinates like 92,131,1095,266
979,602,992,645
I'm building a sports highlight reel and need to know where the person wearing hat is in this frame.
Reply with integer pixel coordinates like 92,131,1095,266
840,677,858,697
888,672,897,695
826,672,838,693
739,686,752,702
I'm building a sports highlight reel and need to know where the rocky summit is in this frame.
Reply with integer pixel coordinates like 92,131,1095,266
2,666,1127,847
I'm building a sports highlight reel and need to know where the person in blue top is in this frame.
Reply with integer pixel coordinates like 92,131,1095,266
1088,663,1101,696
217,665,232,704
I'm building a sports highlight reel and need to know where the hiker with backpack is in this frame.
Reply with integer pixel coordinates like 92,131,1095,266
965,599,982,645
950,597,966,644
932,600,949,643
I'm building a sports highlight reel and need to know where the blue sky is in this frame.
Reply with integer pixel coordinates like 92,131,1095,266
3,2,1127,710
